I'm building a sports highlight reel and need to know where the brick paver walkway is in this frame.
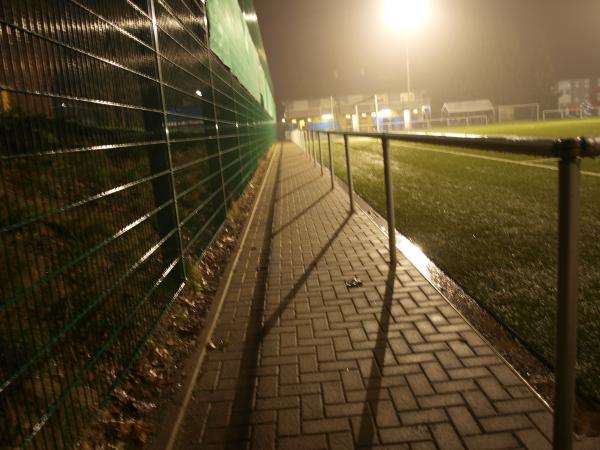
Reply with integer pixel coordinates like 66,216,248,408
173,142,554,449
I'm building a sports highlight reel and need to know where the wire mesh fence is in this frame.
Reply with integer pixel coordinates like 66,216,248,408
0,1,275,448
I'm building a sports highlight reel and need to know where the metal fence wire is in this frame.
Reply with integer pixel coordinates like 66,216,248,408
0,1,276,448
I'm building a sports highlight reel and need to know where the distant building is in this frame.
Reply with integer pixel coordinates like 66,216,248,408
283,92,431,131
557,77,600,111
441,99,495,123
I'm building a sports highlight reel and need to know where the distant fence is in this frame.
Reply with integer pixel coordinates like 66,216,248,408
0,1,275,448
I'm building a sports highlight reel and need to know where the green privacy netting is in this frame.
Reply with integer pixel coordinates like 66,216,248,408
207,0,276,118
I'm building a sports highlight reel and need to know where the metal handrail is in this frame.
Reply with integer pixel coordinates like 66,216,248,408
300,127,599,450
325,129,600,158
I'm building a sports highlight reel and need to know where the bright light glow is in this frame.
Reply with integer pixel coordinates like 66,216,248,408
403,109,412,129
378,108,393,118
345,114,351,119
291,119,297,124
321,113,334,121
361,112,367,118
195,90,203,97
412,108,419,114
383,0,430,34
307,118,312,123
398,235,431,279
281,118,286,123
243,12,258,22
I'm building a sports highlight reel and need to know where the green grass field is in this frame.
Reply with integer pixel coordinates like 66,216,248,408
321,118,600,400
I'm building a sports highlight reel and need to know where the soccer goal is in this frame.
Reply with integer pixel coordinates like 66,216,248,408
498,103,539,123
542,109,565,120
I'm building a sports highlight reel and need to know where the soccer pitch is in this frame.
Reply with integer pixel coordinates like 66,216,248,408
321,118,600,400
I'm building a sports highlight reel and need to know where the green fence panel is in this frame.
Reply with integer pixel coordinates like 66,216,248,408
206,0,276,118
0,0,276,448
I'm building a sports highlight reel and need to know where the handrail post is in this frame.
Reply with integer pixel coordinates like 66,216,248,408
328,132,335,190
312,130,316,166
306,129,310,159
307,129,310,159
343,134,355,213
303,129,307,157
553,149,581,450
318,132,324,175
382,136,397,265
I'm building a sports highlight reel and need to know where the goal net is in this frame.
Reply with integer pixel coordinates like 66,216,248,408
498,103,539,122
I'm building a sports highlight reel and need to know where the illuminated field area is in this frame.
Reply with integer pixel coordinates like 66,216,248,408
428,117,600,139
321,118,600,399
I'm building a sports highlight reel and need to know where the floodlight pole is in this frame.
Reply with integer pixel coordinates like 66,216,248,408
374,95,380,132
405,38,411,95
330,96,335,130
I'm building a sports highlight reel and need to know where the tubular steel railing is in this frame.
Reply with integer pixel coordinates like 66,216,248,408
302,127,600,450
0,2,275,448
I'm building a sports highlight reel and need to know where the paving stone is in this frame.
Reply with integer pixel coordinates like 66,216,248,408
341,368,364,391
447,406,481,436
407,373,435,396
390,385,418,411
479,414,532,432
304,418,349,434
278,408,300,436
325,402,365,417
302,393,323,420
372,399,401,427
379,425,431,444
464,432,519,449
328,431,355,450
323,381,346,404
401,408,447,426
279,434,328,449
431,423,465,449
516,428,552,450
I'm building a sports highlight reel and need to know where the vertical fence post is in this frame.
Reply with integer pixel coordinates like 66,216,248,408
553,146,581,450
343,134,355,213
382,136,397,265
302,130,306,155
318,132,324,175
328,132,335,190
311,130,316,166
149,0,185,281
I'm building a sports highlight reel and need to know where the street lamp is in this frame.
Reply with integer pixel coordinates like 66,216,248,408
382,0,430,96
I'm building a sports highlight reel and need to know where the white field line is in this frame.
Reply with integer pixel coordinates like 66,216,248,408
522,157,559,164
390,141,600,178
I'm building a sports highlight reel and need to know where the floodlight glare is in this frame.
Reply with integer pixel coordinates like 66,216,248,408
383,0,430,33
321,113,334,121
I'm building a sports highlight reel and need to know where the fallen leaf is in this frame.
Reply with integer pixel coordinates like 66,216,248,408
345,276,363,288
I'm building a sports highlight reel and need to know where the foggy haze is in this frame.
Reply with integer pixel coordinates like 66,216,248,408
253,0,600,114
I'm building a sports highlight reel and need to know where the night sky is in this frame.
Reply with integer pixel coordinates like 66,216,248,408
252,0,600,114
